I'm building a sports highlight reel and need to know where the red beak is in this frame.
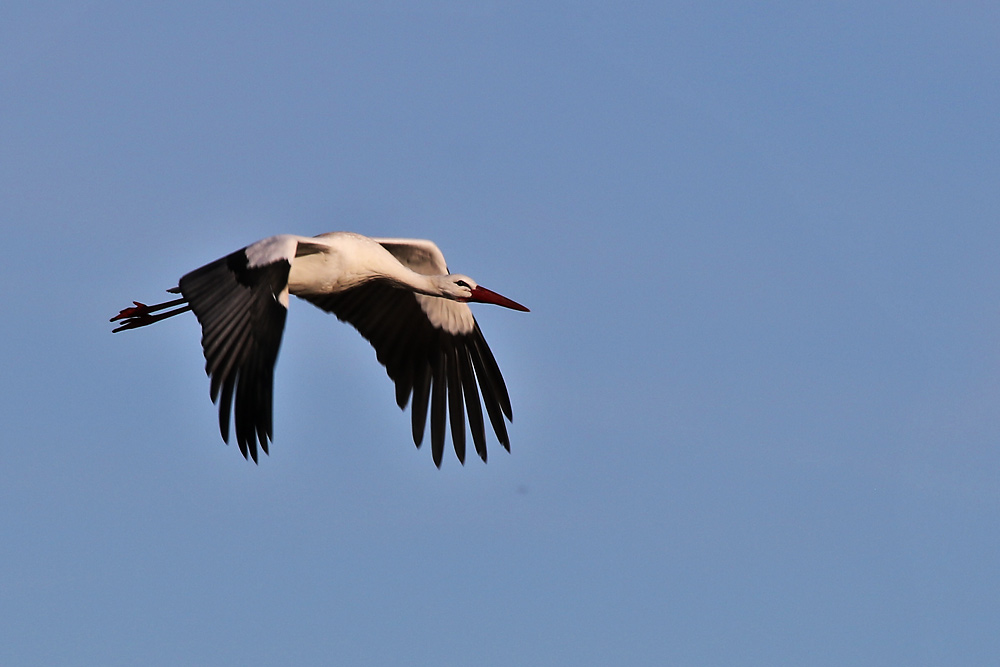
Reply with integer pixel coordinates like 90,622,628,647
469,286,530,312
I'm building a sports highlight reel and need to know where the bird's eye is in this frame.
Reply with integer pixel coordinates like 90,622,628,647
455,280,470,288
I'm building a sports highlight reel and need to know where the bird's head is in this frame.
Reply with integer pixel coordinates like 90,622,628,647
442,274,530,312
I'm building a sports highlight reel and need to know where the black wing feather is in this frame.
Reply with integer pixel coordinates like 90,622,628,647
178,249,290,462
301,280,514,466
470,330,511,452
430,349,447,467
457,346,487,462
446,344,466,464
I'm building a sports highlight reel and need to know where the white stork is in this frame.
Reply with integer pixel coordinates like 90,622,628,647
110,232,528,466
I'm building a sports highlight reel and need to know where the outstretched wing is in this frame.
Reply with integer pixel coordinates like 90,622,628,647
178,235,300,462
301,239,514,467
372,238,449,275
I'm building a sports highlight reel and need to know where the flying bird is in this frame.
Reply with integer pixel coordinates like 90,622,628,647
110,231,529,466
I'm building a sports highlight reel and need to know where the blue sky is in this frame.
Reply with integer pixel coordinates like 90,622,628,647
2,2,999,664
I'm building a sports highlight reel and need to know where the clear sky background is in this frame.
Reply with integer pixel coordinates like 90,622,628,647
2,3,998,665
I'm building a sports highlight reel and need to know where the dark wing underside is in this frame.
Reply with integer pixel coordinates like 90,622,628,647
178,249,291,463
302,281,514,467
